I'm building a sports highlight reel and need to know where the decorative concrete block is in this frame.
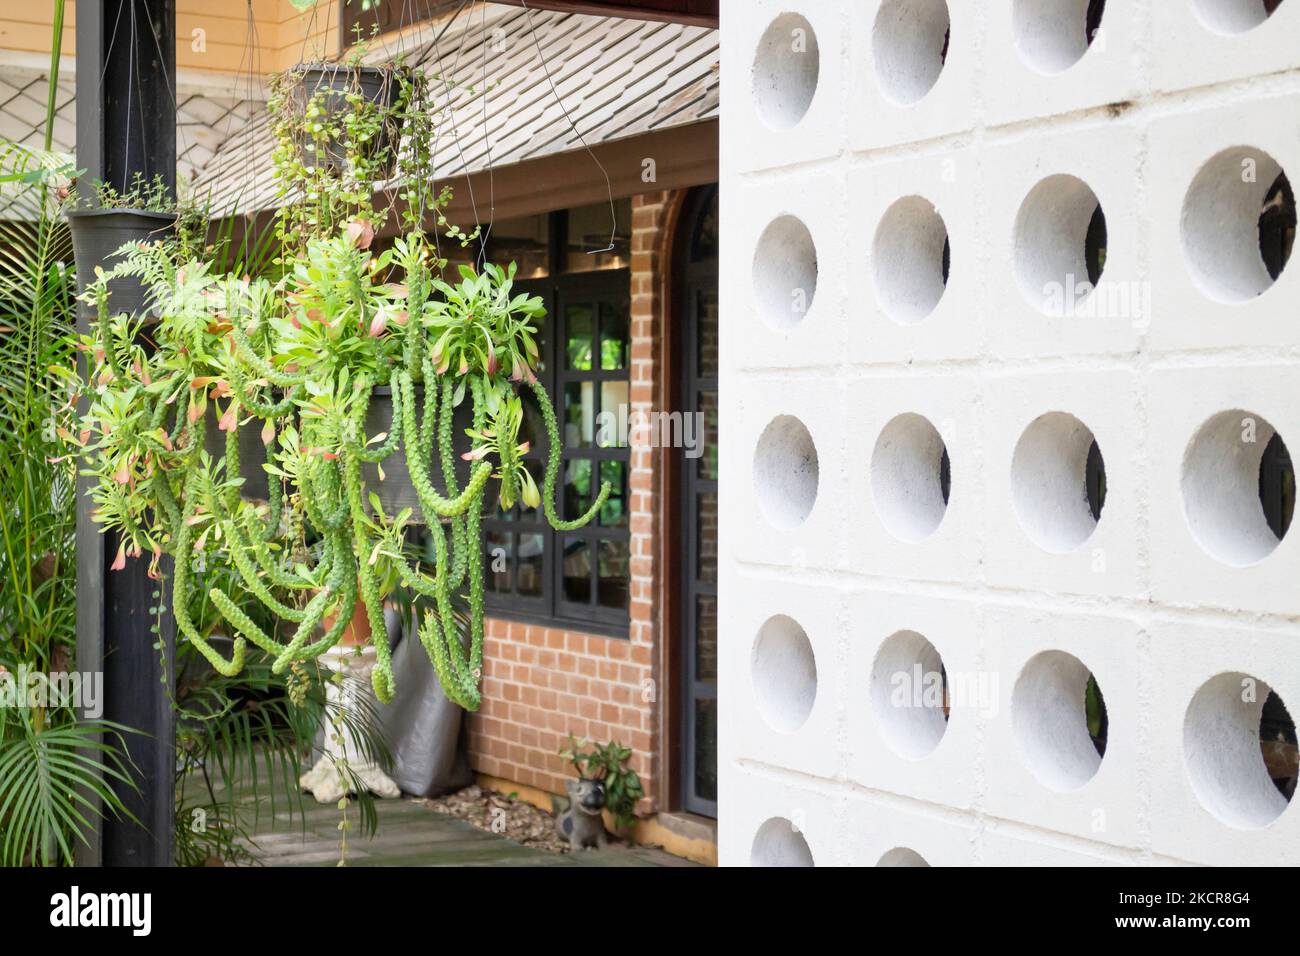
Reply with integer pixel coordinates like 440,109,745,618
1146,619,1300,866
843,590,984,810
724,572,842,782
981,121,1145,360
730,169,849,371
1150,0,1300,95
846,145,983,365
982,368,1144,600
982,605,1144,850
725,0,847,174
840,370,983,584
719,766,841,866
1146,92,1300,354
729,371,848,572
847,0,980,152
984,0,1144,127
1148,366,1300,618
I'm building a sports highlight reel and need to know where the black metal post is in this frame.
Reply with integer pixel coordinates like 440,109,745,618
74,0,177,867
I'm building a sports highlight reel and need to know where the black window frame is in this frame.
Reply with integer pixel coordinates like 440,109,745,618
480,208,633,639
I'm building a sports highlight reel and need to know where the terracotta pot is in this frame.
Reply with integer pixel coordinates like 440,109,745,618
322,591,371,647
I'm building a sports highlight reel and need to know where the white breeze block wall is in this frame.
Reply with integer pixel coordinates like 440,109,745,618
718,0,1300,867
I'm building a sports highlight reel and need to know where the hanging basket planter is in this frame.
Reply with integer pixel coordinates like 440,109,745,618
65,208,175,323
202,413,272,502
290,65,406,177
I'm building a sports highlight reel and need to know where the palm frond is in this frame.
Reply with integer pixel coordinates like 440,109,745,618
0,718,140,867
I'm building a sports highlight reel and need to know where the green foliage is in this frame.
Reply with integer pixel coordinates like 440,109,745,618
0,139,145,866
559,735,645,830
0,713,141,866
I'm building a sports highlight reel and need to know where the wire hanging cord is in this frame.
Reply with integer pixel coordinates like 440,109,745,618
520,0,617,257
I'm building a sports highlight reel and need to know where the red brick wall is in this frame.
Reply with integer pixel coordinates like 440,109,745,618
466,190,678,809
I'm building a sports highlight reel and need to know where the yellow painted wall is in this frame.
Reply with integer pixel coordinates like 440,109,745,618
0,0,340,77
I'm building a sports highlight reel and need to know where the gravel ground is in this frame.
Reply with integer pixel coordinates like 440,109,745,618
417,785,597,854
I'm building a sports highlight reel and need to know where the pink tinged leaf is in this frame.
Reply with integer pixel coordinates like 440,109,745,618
393,309,409,326
347,219,375,250
461,447,489,461
458,354,469,376
219,404,238,432
261,420,276,446
322,451,339,461
110,543,127,571
113,461,131,484
368,311,388,337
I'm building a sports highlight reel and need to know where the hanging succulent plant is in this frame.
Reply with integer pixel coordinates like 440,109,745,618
65,54,607,712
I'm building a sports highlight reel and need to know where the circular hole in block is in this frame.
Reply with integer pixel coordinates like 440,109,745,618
1013,650,1108,791
1182,409,1292,566
1013,0,1107,75
872,414,951,542
877,847,931,866
873,0,952,106
1011,412,1106,553
1014,174,1107,315
751,614,818,733
752,415,819,529
752,215,818,331
750,816,815,866
871,630,949,759
751,12,820,130
1184,673,1295,829
872,195,950,324
1192,0,1285,35
1182,147,1294,303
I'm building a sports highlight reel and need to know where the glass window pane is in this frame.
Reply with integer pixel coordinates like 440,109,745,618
563,381,595,448
697,289,719,378
564,458,592,521
562,536,591,604
600,301,629,370
696,491,717,584
521,385,547,452
565,304,594,370
696,593,717,680
484,213,550,279
565,199,631,273
517,532,544,597
485,531,511,593
598,381,629,448
697,388,719,481
691,190,718,263
599,460,627,528
693,698,717,803
598,539,629,610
